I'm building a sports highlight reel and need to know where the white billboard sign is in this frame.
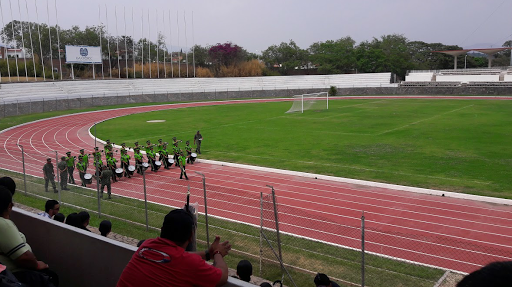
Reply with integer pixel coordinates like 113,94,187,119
65,45,102,64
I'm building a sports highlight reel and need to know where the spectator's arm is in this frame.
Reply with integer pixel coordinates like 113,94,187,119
213,253,228,287
14,250,48,270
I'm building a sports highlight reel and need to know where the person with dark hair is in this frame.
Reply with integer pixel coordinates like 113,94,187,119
260,283,272,287
178,151,189,180
65,152,76,185
236,260,253,282
457,261,512,287
314,273,340,287
99,165,113,199
53,213,65,223
99,220,112,237
65,212,80,228
0,177,16,195
0,186,59,286
78,211,91,232
57,156,69,191
42,158,58,193
38,200,60,219
117,209,231,287
194,130,203,154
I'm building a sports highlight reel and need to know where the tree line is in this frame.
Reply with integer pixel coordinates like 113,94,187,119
1,21,511,79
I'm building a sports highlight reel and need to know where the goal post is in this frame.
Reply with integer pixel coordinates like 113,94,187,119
285,92,329,113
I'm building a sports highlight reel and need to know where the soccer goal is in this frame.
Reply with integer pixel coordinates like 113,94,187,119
285,92,329,113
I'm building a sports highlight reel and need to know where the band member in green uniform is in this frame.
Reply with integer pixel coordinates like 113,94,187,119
93,147,103,169
194,130,203,154
178,151,189,180
147,146,156,171
160,143,170,169
185,141,195,164
157,139,164,153
145,140,152,155
120,149,131,178
134,147,144,174
134,141,140,151
120,143,127,154
66,151,76,184
80,149,89,173
43,158,58,193
99,165,113,199
106,151,118,182
104,139,113,154
77,155,87,187
58,156,70,190
172,142,180,167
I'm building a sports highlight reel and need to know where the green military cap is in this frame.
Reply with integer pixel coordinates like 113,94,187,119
146,140,151,144
172,137,177,140
121,143,126,146
94,147,99,150
46,158,52,161
134,147,140,151
134,142,138,145
66,151,71,155
61,156,66,160
80,149,84,152
106,139,110,142
158,139,162,142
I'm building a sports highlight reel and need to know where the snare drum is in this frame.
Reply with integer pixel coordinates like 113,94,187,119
83,173,93,184
127,165,135,176
191,153,197,159
141,162,149,170
168,158,174,165
154,160,162,171
115,168,124,178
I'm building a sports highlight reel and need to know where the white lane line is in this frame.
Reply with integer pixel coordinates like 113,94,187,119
377,104,475,135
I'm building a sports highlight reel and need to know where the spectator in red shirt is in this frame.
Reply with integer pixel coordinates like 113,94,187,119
117,209,231,287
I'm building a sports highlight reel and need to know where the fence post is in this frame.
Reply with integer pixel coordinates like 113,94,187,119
96,164,101,218
18,144,27,195
54,151,61,203
143,169,149,231
259,191,263,277
267,185,283,268
194,171,209,247
361,212,365,287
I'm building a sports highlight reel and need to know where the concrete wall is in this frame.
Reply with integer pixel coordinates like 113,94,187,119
10,208,255,287
2,86,512,118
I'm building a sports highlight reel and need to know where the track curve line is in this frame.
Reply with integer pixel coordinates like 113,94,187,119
1,96,512,274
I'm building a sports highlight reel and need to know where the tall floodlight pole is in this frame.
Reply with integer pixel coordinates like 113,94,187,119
105,5,112,78
155,9,159,78
0,1,12,82
131,7,135,79
114,6,120,79
24,0,36,81
176,10,180,77
53,0,62,80
8,0,20,81
45,0,54,80
123,7,128,79
168,10,173,78
162,10,167,78
98,5,104,79
17,0,28,81
183,11,188,77
141,8,144,78
192,11,195,77
34,0,45,81
147,9,151,78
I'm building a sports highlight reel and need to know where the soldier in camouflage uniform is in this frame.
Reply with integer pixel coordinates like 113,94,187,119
43,158,58,193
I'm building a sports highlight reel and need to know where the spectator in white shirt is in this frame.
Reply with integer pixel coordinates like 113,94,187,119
37,200,60,219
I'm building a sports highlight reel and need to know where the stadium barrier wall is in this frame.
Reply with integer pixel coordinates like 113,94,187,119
2,85,512,118
10,208,257,287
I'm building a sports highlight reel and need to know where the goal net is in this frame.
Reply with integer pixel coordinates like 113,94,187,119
285,92,329,113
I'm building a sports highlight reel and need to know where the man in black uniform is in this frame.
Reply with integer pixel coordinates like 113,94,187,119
58,156,70,191
194,130,203,154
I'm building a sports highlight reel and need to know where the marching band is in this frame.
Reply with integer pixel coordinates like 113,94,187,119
62,136,200,188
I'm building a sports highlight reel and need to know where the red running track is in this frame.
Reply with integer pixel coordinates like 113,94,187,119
1,97,512,274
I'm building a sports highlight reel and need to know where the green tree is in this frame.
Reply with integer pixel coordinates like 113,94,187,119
309,36,356,74
261,40,309,75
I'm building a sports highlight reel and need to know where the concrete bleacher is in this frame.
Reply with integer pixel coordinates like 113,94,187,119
436,74,500,83
405,72,433,82
400,81,461,87
11,208,256,287
0,73,395,102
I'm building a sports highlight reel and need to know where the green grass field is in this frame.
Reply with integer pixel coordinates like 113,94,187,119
96,98,512,198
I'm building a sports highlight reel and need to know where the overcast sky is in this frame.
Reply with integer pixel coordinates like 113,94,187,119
2,0,512,52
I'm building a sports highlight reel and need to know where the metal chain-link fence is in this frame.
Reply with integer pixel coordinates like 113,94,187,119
4,146,512,287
